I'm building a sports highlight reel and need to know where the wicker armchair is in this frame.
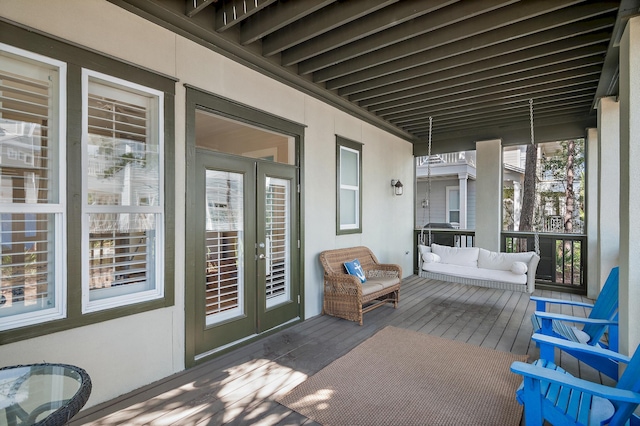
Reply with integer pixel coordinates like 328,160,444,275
319,246,402,325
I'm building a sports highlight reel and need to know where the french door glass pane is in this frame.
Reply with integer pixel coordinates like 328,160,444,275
265,177,289,308
204,170,244,325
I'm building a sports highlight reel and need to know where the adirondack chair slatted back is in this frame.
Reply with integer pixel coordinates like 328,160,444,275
582,266,619,342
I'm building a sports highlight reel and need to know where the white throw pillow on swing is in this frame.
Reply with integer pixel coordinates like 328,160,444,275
423,253,441,263
510,261,528,275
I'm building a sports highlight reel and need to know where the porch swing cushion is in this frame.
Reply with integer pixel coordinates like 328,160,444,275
418,243,539,293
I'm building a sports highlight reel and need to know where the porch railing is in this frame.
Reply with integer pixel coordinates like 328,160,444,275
414,229,587,294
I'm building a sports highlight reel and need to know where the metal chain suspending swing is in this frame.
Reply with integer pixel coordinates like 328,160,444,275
419,116,433,246
530,99,540,256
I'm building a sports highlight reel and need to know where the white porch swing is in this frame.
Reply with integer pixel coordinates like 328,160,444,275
417,108,540,293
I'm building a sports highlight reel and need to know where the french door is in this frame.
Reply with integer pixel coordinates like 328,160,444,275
192,150,300,359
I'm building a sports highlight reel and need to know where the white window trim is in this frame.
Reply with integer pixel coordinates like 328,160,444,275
0,43,67,331
339,145,360,230
80,68,165,313
446,186,460,226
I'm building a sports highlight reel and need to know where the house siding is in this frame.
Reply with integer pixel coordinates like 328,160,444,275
0,0,414,407
416,178,476,230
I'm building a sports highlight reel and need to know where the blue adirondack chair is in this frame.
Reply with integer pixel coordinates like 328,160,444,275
531,266,619,379
511,333,640,426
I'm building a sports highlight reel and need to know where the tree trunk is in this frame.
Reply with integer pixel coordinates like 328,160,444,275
564,139,575,233
520,144,537,231
519,144,537,251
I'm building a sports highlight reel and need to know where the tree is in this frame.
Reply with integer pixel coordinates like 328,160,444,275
541,139,584,233
564,139,575,233
519,143,538,252
520,143,537,232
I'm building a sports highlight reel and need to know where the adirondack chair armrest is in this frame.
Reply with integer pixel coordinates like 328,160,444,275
511,361,640,404
534,311,618,326
532,333,631,364
530,295,595,311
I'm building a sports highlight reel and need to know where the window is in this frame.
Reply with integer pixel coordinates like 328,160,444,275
0,25,175,340
0,44,66,331
446,186,460,225
82,70,164,312
336,136,362,234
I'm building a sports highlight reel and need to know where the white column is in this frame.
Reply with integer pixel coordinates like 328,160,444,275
597,96,620,290
458,173,468,229
618,15,640,356
475,139,502,251
585,128,599,299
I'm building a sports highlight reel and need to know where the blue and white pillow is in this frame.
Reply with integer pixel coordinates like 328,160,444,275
344,259,366,283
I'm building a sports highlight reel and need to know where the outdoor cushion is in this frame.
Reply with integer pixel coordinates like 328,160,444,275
422,262,528,285
422,253,441,263
510,261,528,275
478,248,534,271
431,244,479,267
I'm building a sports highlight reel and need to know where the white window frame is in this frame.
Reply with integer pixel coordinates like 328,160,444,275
446,186,460,227
337,136,362,234
80,69,164,313
0,43,67,331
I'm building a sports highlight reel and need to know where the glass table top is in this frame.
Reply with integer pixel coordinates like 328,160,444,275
0,364,91,426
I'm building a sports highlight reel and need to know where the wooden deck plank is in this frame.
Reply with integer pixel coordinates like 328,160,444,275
71,276,599,426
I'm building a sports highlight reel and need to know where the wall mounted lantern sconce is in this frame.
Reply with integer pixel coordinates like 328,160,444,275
391,179,404,196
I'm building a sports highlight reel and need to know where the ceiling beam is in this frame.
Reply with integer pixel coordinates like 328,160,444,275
386,82,597,125
262,0,398,57
239,0,334,45
368,66,602,116
409,105,594,135
214,0,277,32
359,57,603,111
279,0,456,66
298,0,519,75
404,95,595,128
312,0,610,82
186,0,215,18
380,73,600,121
348,46,605,103
413,115,596,155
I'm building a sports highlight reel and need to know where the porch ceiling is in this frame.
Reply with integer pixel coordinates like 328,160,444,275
110,0,640,154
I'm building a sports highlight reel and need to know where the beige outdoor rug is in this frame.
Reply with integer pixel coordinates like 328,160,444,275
277,326,528,426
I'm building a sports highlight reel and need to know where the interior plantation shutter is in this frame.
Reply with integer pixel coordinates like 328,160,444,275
0,46,65,330
83,71,164,311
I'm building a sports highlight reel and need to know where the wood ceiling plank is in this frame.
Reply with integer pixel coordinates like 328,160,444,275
324,24,612,91
316,3,617,84
279,0,457,66
364,63,603,113
262,0,398,57
299,0,519,75
215,0,278,32
239,0,334,45
357,56,603,110
385,81,597,124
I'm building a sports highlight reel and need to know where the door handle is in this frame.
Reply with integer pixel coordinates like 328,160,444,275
258,254,266,259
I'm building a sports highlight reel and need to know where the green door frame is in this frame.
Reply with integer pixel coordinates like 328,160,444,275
185,86,306,367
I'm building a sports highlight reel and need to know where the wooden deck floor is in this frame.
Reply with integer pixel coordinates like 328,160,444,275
71,276,612,425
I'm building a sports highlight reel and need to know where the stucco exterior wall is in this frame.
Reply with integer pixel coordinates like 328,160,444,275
0,0,414,407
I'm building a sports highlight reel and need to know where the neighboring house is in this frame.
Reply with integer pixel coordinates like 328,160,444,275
416,149,527,231
418,143,583,234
